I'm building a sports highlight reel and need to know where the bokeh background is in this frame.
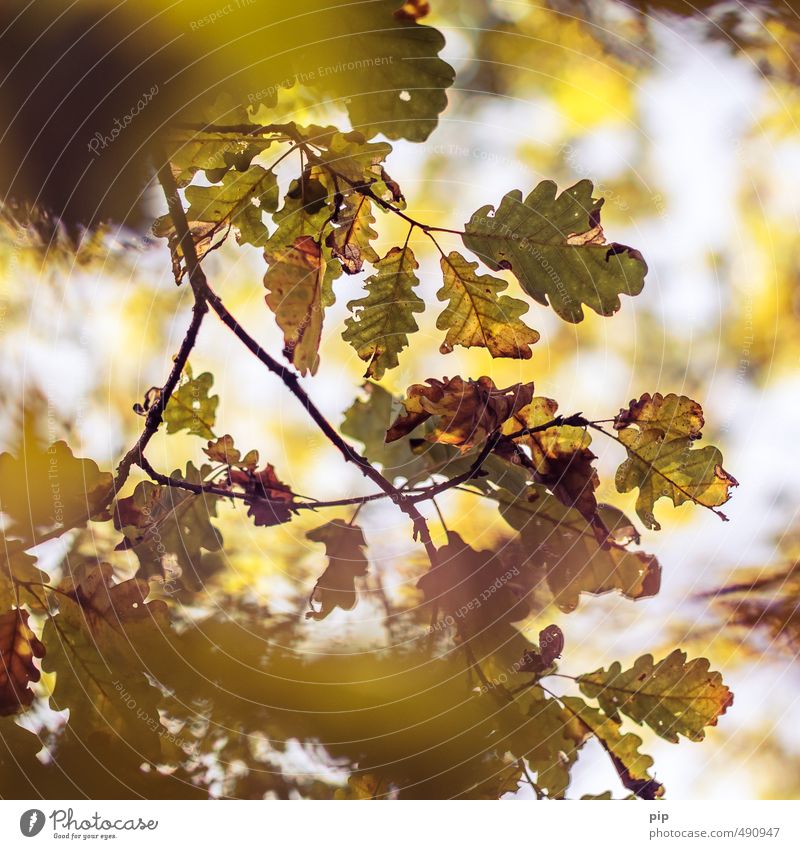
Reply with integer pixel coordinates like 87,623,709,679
2,0,799,798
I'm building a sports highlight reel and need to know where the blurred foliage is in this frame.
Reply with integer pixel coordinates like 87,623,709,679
1,0,797,803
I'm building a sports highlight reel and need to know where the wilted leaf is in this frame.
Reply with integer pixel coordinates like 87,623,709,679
229,463,297,528
342,245,424,379
613,393,737,530
326,192,380,274
386,375,535,451
0,610,45,716
462,180,647,323
503,397,599,523
164,366,219,439
306,520,369,620
0,440,113,543
437,250,539,358
113,463,223,589
561,696,664,800
578,649,733,742
417,531,529,634
496,484,660,613
264,236,342,376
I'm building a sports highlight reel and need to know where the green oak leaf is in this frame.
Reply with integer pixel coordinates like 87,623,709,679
462,180,647,323
264,175,334,253
183,165,279,247
578,649,734,743
342,244,424,379
164,366,219,439
113,463,223,590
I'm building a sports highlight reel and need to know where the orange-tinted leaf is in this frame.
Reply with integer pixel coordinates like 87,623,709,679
0,610,45,716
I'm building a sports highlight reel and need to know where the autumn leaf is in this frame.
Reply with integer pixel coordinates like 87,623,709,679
0,551,50,612
612,392,738,530
264,235,342,376
578,649,734,742
164,365,219,439
497,484,660,612
386,375,535,451
417,531,529,633
561,696,664,800
306,520,369,620
342,382,437,485
326,192,380,274
437,250,539,358
0,440,113,543
264,174,333,252
0,610,45,716
164,122,275,186
113,463,223,590
204,434,259,472
342,244,424,379
503,397,599,524
462,180,647,323
228,463,297,528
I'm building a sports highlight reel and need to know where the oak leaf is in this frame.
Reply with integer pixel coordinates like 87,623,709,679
326,192,380,274
437,250,539,358
164,365,219,439
497,484,660,612
229,463,297,528
462,180,647,323
342,245,424,379
0,440,113,543
386,375,535,451
113,463,223,589
0,610,45,716
561,696,664,800
306,520,369,620
578,649,733,742
613,392,737,530
264,235,342,376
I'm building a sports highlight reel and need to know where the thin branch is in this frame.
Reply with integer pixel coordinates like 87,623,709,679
153,153,443,571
